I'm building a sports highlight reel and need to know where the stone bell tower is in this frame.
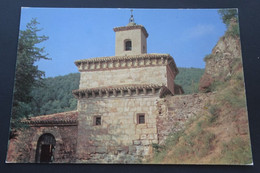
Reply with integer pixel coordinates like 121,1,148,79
113,10,148,56
72,10,181,163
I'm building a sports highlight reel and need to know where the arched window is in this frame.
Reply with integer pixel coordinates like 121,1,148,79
35,133,56,163
125,40,132,51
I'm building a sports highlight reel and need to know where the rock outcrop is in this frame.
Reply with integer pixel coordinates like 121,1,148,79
199,20,242,92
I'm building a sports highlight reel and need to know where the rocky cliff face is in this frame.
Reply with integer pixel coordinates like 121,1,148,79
199,21,242,92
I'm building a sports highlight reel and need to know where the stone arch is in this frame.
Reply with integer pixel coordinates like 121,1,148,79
35,133,56,163
30,128,63,163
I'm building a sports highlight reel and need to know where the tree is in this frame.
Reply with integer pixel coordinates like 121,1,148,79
218,9,240,37
218,9,238,27
10,18,50,136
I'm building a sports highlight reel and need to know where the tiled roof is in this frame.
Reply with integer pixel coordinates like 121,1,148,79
74,84,164,93
75,53,172,63
23,111,78,126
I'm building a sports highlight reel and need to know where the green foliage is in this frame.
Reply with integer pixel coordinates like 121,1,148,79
218,9,238,26
29,73,80,116
11,18,50,132
206,105,220,124
175,67,204,94
152,143,165,154
218,9,240,37
226,23,240,37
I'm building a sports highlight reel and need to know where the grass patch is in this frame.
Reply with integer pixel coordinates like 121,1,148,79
219,85,246,108
151,130,184,163
151,116,215,164
219,137,252,164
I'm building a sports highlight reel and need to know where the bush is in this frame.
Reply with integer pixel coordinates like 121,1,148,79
152,143,165,153
208,80,226,92
218,9,238,26
207,105,219,124
226,23,240,37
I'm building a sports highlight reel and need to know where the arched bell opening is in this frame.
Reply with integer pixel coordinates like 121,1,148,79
35,133,56,163
125,40,132,51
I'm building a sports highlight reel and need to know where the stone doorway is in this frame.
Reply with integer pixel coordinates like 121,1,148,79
35,133,56,163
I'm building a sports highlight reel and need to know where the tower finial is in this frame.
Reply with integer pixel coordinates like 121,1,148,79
128,9,136,26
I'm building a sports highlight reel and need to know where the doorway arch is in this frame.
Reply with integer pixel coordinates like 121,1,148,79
35,133,56,163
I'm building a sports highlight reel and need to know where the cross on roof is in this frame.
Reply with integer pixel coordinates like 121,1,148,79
129,9,135,24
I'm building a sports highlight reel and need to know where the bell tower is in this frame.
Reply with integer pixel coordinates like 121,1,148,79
113,10,149,56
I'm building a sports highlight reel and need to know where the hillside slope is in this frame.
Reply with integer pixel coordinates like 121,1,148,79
148,20,252,164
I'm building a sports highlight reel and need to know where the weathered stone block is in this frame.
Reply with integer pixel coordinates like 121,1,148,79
128,146,136,154
88,146,96,154
140,134,147,140
133,140,141,145
142,128,156,134
96,147,107,154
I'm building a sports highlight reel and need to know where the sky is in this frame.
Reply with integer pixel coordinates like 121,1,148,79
19,8,227,78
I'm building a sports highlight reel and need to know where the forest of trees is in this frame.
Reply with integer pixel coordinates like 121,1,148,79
28,67,204,117
175,67,204,94
29,73,79,116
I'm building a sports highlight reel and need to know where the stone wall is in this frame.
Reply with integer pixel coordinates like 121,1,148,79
79,66,167,89
6,125,78,163
156,93,214,143
76,96,159,163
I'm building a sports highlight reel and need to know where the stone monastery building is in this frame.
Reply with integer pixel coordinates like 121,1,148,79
8,13,190,164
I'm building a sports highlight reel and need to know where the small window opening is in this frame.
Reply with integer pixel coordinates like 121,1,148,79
94,116,101,126
137,114,145,124
125,40,132,51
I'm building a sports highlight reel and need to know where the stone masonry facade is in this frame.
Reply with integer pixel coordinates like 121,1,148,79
76,97,159,163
